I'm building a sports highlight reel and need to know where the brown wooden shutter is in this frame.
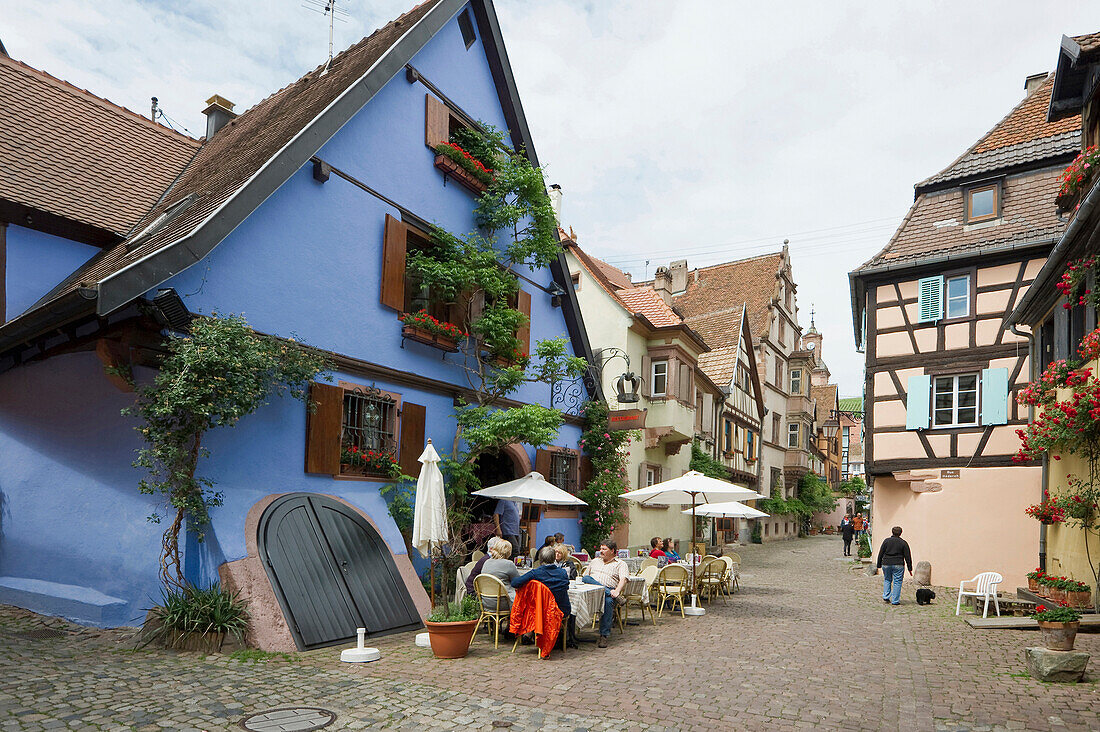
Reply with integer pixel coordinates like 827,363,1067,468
641,355,652,398
305,382,344,474
579,455,593,493
425,94,450,148
534,448,552,479
567,448,581,493
637,461,647,490
398,402,427,478
516,289,532,356
381,214,407,311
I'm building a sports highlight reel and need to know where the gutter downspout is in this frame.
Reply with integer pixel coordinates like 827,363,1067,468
1010,320,1045,571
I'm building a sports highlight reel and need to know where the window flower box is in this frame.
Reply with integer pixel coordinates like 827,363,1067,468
341,445,401,479
433,140,494,195
1056,146,1100,214
402,323,460,353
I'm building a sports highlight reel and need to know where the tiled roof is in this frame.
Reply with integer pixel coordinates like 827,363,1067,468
918,74,1079,189
36,0,440,302
565,237,634,293
838,397,863,413
675,252,782,344
0,54,200,237
856,165,1067,269
1073,32,1100,55
697,344,739,387
616,286,682,327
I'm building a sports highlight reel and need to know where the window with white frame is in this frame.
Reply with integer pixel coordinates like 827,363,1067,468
945,275,970,319
933,373,978,427
645,464,661,487
790,368,802,395
651,360,668,396
787,422,800,448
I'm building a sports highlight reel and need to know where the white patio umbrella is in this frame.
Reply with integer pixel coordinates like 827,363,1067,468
683,501,770,519
621,471,763,616
472,472,586,558
411,439,448,607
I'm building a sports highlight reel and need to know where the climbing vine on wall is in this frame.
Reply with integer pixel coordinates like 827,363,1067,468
578,400,632,552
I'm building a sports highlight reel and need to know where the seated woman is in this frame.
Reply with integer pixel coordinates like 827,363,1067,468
513,545,575,648
553,543,577,580
477,539,520,610
553,532,575,553
649,536,667,559
465,537,500,596
663,537,682,562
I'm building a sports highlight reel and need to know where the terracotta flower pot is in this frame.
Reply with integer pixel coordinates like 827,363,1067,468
1068,590,1092,609
1028,578,1039,592
401,324,460,353
1036,584,1050,598
1050,587,1066,602
424,620,478,659
1038,620,1080,651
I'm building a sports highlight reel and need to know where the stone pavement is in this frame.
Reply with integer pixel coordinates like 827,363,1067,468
2,536,1098,731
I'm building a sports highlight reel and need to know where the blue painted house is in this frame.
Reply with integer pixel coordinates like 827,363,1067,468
0,0,597,650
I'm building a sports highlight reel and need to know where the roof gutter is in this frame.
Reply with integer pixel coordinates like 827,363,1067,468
1010,178,1100,327
0,288,97,360
849,236,1057,345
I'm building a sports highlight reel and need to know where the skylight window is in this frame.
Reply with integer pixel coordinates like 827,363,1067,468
126,194,199,251
966,183,999,223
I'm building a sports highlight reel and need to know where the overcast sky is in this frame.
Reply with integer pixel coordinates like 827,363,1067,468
5,1,1099,395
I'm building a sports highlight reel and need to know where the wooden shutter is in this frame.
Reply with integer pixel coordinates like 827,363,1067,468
535,448,552,479
637,461,648,490
640,355,652,398
516,289,532,356
398,402,426,478
579,455,593,493
981,367,1009,425
567,448,580,493
905,374,931,430
305,382,344,474
380,214,407,311
425,93,450,148
918,276,943,322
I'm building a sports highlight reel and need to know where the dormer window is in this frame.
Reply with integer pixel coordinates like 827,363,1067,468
966,183,999,223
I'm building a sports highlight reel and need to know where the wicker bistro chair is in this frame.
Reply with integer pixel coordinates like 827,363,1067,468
717,556,735,597
655,564,690,618
640,557,659,572
726,553,742,593
565,555,584,579
697,558,727,604
472,574,512,649
692,556,715,595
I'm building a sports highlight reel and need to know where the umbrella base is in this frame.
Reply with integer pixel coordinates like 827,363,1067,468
684,605,706,616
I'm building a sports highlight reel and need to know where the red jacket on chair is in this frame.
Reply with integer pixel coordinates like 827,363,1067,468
510,579,565,658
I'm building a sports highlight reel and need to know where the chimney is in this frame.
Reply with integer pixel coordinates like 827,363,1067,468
669,259,688,293
653,266,672,305
1024,73,1047,97
548,184,563,225
203,94,237,139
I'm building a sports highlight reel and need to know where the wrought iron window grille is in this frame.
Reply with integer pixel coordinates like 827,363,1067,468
549,451,579,494
342,385,398,474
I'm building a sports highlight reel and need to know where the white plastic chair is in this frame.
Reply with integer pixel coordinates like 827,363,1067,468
955,572,1003,618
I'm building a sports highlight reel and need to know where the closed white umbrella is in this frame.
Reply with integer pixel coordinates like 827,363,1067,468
683,501,770,519
411,440,447,608
472,471,587,506
622,471,763,616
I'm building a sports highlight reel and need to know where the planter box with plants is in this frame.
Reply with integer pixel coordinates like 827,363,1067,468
423,596,480,659
340,445,401,479
141,583,249,654
399,310,464,353
1055,146,1100,215
433,141,494,194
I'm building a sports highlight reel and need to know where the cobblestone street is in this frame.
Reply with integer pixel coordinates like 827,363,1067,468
2,536,1098,731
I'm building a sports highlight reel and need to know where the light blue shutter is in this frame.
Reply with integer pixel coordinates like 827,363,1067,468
906,375,931,430
918,276,943,322
981,367,1009,425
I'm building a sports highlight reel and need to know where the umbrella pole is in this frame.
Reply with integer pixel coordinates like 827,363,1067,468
429,545,436,609
684,494,705,616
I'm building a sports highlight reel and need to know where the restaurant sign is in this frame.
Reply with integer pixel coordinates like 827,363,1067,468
607,408,647,432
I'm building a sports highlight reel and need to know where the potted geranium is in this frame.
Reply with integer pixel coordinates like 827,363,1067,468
341,444,401,478
1032,604,1082,651
1036,575,1052,598
399,309,465,353
1056,147,1100,214
1066,579,1092,609
1026,568,1044,593
423,596,480,659
1049,576,1069,603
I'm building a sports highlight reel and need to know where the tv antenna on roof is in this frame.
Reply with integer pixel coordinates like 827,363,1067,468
303,0,349,75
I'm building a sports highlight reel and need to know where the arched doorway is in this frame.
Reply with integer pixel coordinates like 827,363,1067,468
467,447,530,556
258,493,421,650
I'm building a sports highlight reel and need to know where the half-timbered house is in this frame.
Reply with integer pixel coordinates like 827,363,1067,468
850,73,1081,587
0,0,596,649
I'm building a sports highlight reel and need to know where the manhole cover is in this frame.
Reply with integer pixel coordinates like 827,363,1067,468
239,708,336,731
16,628,67,640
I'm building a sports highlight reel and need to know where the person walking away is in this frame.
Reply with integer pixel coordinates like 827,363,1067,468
876,526,913,605
841,514,855,557
493,499,522,561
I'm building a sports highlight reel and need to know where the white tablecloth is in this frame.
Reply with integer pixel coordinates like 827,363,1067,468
567,582,605,629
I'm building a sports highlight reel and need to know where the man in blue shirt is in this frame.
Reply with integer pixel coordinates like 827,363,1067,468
493,499,522,560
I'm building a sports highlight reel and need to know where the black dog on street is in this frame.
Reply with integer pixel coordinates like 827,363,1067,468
915,588,936,605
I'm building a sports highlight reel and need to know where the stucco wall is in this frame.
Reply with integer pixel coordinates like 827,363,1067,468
871,466,1041,588
4,224,99,321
